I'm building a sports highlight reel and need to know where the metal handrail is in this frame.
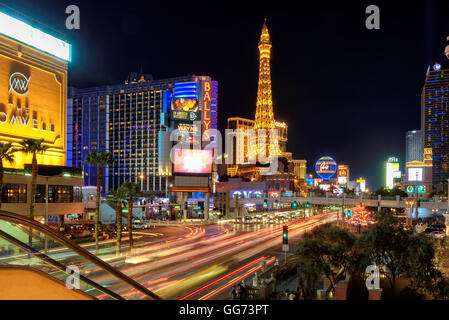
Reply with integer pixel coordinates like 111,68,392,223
0,210,162,300
0,229,122,300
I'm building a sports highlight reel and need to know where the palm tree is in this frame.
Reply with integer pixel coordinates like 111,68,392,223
18,139,49,220
121,181,141,251
106,187,127,255
0,143,16,208
84,151,112,251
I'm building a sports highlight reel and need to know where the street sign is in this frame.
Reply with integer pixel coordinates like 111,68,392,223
282,244,289,252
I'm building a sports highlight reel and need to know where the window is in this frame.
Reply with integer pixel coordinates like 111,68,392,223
2,184,27,203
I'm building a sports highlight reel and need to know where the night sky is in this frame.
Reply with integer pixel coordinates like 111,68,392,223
3,0,449,189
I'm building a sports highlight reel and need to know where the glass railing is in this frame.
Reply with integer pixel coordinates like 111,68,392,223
0,211,161,300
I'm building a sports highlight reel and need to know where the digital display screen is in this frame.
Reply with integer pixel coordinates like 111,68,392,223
408,168,423,181
173,149,212,174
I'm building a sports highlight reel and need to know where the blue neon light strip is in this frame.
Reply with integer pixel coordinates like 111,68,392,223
174,82,198,99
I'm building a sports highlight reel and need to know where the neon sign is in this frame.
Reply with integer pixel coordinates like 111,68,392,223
9,72,30,95
405,185,426,194
315,156,337,181
230,190,263,199
202,81,212,140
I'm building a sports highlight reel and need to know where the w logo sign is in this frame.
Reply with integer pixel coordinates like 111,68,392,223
9,72,31,95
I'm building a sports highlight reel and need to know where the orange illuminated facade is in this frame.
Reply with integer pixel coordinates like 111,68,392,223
0,33,68,168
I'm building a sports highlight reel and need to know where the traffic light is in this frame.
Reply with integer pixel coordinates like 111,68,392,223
291,201,298,209
263,199,268,207
282,225,288,244
275,200,279,207
305,202,310,208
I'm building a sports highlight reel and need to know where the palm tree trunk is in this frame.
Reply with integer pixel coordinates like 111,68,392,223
116,206,122,255
30,153,37,219
95,165,102,252
128,200,133,251
0,160,3,209
29,153,37,250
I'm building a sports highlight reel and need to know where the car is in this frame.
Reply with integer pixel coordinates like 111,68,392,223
132,221,149,229
243,216,253,224
428,231,446,239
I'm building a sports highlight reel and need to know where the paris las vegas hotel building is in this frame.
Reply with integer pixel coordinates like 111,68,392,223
0,11,83,221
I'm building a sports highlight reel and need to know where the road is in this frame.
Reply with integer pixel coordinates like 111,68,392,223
90,211,336,300
4,211,336,300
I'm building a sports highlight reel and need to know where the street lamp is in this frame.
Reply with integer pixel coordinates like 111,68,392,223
404,197,417,229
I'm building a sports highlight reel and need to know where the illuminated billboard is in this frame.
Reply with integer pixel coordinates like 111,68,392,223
173,149,212,174
315,156,337,181
0,32,68,168
171,98,199,121
173,82,198,99
405,185,426,194
386,160,400,189
230,190,263,199
338,177,347,184
356,178,366,193
408,167,423,181
0,12,71,61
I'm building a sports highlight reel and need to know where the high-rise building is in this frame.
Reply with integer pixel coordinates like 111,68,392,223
421,62,449,191
253,20,280,159
291,160,307,180
68,74,217,195
405,130,423,163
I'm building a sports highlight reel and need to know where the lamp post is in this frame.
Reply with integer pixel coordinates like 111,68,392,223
404,197,417,229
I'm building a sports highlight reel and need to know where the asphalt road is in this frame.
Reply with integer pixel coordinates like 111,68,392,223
5,212,337,300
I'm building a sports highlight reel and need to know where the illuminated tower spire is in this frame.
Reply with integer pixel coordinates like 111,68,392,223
254,19,280,158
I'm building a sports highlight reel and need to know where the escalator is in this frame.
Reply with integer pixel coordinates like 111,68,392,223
0,210,161,300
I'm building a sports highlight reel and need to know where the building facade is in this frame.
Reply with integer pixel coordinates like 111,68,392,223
68,74,217,195
405,130,423,163
0,10,83,219
421,63,449,191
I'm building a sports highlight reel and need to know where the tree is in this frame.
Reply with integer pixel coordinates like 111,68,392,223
18,139,49,220
357,211,410,295
296,223,359,296
374,186,408,198
84,151,112,251
121,181,141,251
0,143,16,208
106,187,127,255
405,234,447,298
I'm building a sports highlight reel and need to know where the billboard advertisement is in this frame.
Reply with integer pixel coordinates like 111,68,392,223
386,161,400,189
408,167,423,181
405,185,426,194
315,156,337,181
173,149,212,174
171,98,199,121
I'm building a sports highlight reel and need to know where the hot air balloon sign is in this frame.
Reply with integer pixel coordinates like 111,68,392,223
315,156,337,181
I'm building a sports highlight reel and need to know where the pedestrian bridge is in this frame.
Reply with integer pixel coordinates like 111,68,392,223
233,194,449,211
